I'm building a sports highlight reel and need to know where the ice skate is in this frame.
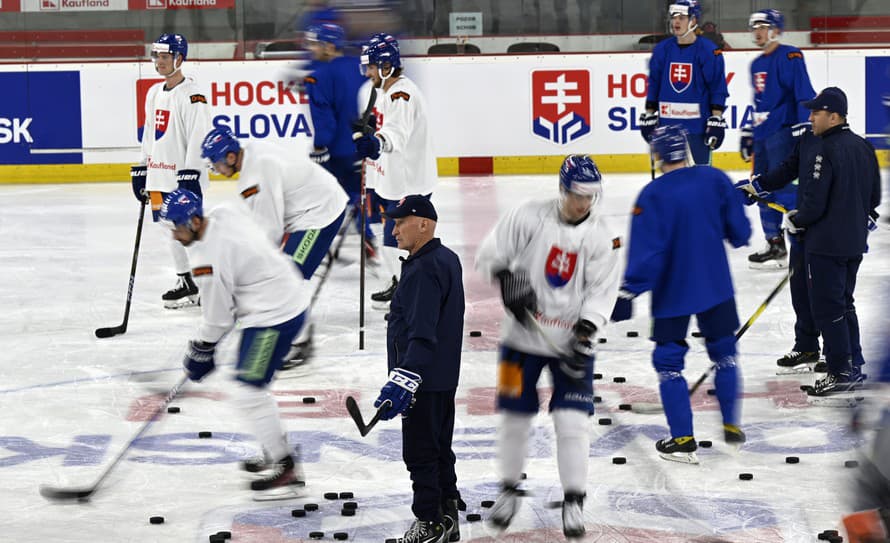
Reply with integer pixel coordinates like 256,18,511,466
162,272,199,309
249,454,306,501
396,519,447,543
281,325,313,371
775,350,820,375
562,492,586,539
748,236,787,270
723,424,747,450
488,483,523,530
442,498,462,542
655,436,699,464
371,275,398,309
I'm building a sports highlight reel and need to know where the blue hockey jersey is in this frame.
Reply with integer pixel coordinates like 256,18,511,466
646,36,728,135
749,44,816,141
304,55,365,158
624,165,751,318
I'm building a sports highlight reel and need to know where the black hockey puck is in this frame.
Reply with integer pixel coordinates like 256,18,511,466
826,537,843,543
845,460,859,468
627,331,639,337
209,535,226,543
520,472,527,480
386,539,398,543
339,491,354,499
618,403,632,410
333,533,349,541
593,373,603,380
343,501,357,510
699,440,712,448
198,431,212,438
818,530,839,540
324,492,339,500
739,473,754,480
481,500,495,508
292,509,306,517
302,397,316,404
598,417,612,425
612,457,626,464
466,513,482,522
214,531,231,540
785,456,800,464
800,384,812,392
593,395,602,403
691,331,703,338
167,406,180,413
341,507,355,516
309,532,324,540
546,500,563,509
149,516,164,524
304,503,319,511
598,337,607,344
469,330,482,337
613,376,626,383
706,389,716,396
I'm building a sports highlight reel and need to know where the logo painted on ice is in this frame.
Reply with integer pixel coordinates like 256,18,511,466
153,109,170,140
544,246,577,287
754,71,767,94
669,62,693,93
531,69,591,145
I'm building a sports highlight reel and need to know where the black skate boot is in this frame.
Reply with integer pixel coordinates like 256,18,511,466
814,360,828,373
281,325,314,371
562,491,586,539
777,350,820,367
249,454,305,501
655,436,699,464
723,424,747,446
162,272,199,309
807,372,857,396
748,235,787,270
397,519,447,543
488,483,524,529
442,498,463,542
371,275,398,303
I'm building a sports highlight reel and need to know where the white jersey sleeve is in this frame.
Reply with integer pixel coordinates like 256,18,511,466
185,202,311,344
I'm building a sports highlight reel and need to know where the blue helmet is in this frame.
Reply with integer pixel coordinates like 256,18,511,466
306,23,345,49
651,125,689,164
362,33,401,70
201,127,241,164
749,9,784,31
160,189,202,227
669,0,702,21
559,155,603,198
152,33,188,61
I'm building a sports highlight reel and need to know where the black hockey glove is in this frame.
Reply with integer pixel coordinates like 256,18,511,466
559,319,597,382
495,269,536,326
130,165,147,203
176,169,203,199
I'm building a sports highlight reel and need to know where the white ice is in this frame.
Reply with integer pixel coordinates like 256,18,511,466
0,171,887,543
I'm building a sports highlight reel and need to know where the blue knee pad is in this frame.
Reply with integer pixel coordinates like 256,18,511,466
654,341,693,438
653,340,689,374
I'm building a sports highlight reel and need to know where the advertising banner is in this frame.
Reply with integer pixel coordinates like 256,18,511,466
20,0,128,12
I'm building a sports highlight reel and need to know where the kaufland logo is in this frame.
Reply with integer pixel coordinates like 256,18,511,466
40,0,58,9
147,0,166,7
531,69,591,145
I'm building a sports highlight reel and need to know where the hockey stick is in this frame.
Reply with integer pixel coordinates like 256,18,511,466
39,373,189,501
357,86,378,351
632,270,792,414
344,395,390,437
95,197,147,338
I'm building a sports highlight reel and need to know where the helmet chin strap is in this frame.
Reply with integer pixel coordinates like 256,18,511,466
156,54,184,79
378,64,395,88
678,20,698,39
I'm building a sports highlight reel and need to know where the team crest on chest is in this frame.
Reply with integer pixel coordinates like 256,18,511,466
669,62,693,93
154,109,170,139
545,246,578,287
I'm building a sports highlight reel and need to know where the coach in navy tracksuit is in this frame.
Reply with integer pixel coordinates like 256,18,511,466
373,195,465,542
785,87,881,396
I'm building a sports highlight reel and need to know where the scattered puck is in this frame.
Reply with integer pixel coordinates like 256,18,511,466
612,457,627,464
845,460,859,468
334,533,349,541
699,440,712,448
469,330,482,337
800,384,812,392
626,331,639,337
546,500,563,509
739,473,754,480
613,376,626,383
520,472,527,480
309,532,324,540
818,530,839,540
343,501,358,510
598,337,607,344
198,431,212,439
593,373,603,380
304,503,319,511
481,500,495,508
302,397,316,404
593,395,602,403
339,491,354,499
466,513,482,522
167,406,180,414
598,418,612,425
209,535,226,543
341,507,355,516
386,539,398,543
706,389,716,396
291,509,306,517
149,516,165,525
324,492,339,500
691,331,703,338
214,531,231,540
785,456,800,464
618,403,632,410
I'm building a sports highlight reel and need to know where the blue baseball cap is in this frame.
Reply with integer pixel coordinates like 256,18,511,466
802,87,847,117
385,195,437,221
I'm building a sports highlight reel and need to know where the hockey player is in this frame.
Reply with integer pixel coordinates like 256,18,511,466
612,125,751,463
741,9,816,269
159,189,310,500
353,32,437,305
475,155,622,539
199,126,349,369
372,196,465,543
132,33,212,308
303,23,376,257
640,0,729,166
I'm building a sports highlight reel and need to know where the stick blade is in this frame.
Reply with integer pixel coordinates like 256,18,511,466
95,325,125,339
39,485,94,502
344,396,369,436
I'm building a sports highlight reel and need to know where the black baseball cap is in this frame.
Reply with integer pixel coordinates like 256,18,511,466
385,195,437,221
801,86,847,117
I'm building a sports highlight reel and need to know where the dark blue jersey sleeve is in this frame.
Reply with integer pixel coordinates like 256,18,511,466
646,43,666,106
788,49,816,124
704,46,729,110
758,138,802,192
305,66,338,149
719,169,753,247
623,188,668,295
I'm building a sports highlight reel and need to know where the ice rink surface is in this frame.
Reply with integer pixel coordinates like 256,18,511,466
1,170,888,542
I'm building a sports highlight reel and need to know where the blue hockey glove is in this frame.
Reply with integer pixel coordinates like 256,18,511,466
791,122,811,138
176,169,203,199
639,111,658,142
560,319,597,382
310,147,330,165
183,340,216,382
782,210,804,234
734,175,768,206
130,165,147,202
739,127,754,162
374,368,422,420
495,269,537,326
610,289,636,322
705,116,727,149
353,133,381,160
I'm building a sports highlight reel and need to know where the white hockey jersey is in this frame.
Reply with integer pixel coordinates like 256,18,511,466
141,76,212,193
235,143,349,246
360,76,437,200
185,202,310,344
476,199,623,357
